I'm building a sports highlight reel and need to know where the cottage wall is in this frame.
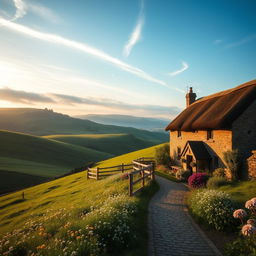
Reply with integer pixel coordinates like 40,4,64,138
169,130,232,170
232,100,256,178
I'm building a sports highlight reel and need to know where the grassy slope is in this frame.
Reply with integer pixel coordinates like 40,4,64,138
96,143,164,168
0,144,160,255
0,108,168,143
0,130,112,177
218,180,256,204
45,133,153,156
0,144,159,233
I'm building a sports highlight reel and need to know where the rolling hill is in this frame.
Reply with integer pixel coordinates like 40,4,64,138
77,114,169,131
45,133,153,156
0,108,168,143
0,130,112,193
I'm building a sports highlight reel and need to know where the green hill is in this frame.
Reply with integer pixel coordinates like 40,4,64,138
0,144,160,255
45,133,153,156
0,108,168,143
0,130,112,193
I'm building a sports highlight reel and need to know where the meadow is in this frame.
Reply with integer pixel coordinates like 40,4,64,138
45,133,153,156
0,145,160,256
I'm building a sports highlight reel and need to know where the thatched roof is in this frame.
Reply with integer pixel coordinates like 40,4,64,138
166,80,256,131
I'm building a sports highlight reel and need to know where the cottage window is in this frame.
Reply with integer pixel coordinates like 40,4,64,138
207,130,213,140
178,130,181,137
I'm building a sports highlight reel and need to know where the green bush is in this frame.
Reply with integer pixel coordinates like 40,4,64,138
212,168,226,178
223,149,240,181
225,236,256,256
188,189,238,231
207,177,229,189
155,144,172,167
175,169,191,181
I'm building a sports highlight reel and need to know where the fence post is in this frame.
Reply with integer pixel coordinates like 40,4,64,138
86,169,89,179
142,170,145,187
121,163,124,173
128,173,133,196
96,168,99,180
151,162,155,181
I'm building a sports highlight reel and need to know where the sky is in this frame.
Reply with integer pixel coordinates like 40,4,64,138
0,0,255,119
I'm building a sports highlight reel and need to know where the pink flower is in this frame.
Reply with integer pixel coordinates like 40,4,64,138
247,219,256,227
245,199,256,210
241,224,256,236
233,209,247,219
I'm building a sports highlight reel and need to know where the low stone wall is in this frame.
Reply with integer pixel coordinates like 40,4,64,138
247,151,256,179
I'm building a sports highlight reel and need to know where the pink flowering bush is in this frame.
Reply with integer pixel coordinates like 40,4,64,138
225,196,256,255
188,173,209,188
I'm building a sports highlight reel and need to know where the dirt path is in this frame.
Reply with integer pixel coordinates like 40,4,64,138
148,176,222,256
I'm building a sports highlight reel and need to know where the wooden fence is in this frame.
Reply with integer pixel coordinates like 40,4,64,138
87,157,155,196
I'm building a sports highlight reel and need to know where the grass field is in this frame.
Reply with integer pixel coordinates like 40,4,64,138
0,144,160,255
218,180,256,205
96,143,165,168
45,133,153,156
0,130,112,176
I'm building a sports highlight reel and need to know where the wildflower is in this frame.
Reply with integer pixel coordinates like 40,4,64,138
241,224,256,236
247,219,256,227
245,199,256,210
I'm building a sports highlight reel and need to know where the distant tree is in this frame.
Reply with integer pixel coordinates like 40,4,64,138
155,144,172,167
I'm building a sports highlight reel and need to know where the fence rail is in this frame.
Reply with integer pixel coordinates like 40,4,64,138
87,158,155,196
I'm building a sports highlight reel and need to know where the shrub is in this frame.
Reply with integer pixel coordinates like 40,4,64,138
155,144,172,167
207,177,229,189
189,190,238,231
212,168,226,178
225,236,256,256
223,149,240,181
188,173,209,188
175,169,191,181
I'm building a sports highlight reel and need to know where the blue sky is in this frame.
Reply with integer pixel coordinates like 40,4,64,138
0,0,255,118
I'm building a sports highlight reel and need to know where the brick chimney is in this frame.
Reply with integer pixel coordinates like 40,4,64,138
186,87,197,107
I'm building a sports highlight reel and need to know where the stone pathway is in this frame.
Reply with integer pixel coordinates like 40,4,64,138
148,176,222,256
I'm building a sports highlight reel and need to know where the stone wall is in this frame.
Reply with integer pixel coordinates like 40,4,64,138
232,100,256,178
248,151,256,179
169,130,232,171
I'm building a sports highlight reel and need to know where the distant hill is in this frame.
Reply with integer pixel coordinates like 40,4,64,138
45,134,153,156
0,108,168,143
0,130,112,193
77,114,169,131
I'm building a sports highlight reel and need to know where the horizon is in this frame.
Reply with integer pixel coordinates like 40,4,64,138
0,0,255,119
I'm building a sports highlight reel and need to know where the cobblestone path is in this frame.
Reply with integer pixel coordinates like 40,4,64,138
148,176,222,256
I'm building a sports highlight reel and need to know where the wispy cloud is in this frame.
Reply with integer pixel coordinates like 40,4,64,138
0,87,181,117
12,0,27,21
0,18,182,92
168,61,189,76
123,0,144,57
0,87,55,104
27,3,62,23
213,39,223,45
225,34,256,49
9,0,61,23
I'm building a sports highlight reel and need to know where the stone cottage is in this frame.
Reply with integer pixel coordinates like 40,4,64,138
165,80,256,177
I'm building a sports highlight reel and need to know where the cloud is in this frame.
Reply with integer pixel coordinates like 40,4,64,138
0,18,182,92
123,0,144,57
0,87,181,116
168,61,189,76
0,87,55,104
213,39,223,45
225,34,256,49
27,3,62,23
12,0,27,21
